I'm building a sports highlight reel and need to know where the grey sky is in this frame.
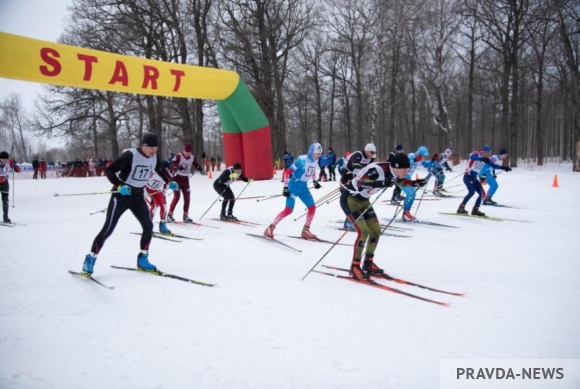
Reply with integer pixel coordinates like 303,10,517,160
0,0,71,111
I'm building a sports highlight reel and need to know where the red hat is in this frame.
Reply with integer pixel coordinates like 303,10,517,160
183,143,193,152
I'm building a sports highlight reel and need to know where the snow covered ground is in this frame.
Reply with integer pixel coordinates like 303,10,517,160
1,161,579,388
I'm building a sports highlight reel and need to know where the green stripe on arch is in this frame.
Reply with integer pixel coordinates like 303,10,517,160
217,78,269,134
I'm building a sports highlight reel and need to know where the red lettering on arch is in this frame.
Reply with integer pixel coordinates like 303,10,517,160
77,54,98,81
142,65,159,89
170,69,185,92
39,48,61,77
109,60,129,86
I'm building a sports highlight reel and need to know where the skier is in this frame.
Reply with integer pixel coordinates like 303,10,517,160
167,143,204,223
213,162,253,221
457,145,511,216
387,145,405,204
81,132,178,275
0,151,21,223
340,143,377,185
145,160,173,234
480,148,510,205
339,158,400,280
399,146,431,221
264,142,323,239
431,149,454,195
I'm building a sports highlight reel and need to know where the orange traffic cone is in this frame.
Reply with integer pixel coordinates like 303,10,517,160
208,170,213,179
273,166,277,175
552,174,559,188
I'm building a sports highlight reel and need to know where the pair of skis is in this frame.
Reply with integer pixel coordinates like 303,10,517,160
315,265,466,307
130,231,203,242
0,221,27,227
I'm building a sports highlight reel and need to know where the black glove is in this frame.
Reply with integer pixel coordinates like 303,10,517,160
282,187,290,197
502,166,512,172
313,181,322,189
446,167,452,172
481,157,490,163
412,179,427,187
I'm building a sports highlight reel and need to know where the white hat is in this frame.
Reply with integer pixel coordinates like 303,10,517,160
364,143,376,153
444,149,452,156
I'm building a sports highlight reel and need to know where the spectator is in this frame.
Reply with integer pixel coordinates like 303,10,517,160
32,157,40,179
39,158,47,179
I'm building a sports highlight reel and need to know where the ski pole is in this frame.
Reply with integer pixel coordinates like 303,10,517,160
234,181,251,201
301,187,388,281
381,201,405,234
54,191,119,197
12,165,15,208
413,173,432,217
198,186,229,221
256,193,284,202
90,208,107,215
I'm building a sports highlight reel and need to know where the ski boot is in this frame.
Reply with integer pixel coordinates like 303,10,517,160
159,221,172,234
471,206,486,217
137,252,157,272
82,254,97,275
402,210,416,222
166,214,176,223
349,260,370,281
362,255,384,276
457,204,468,214
183,214,193,223
226,213,238,221
483,197,497,205
264,224,275,238
301,226,317,239
3,214,11,223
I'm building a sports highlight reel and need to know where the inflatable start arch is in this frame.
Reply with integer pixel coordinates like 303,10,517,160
0,32,272,180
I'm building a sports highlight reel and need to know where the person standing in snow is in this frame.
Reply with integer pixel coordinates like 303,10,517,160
340,143,377,185
457,145,511,216
387,145,405,204
81,133,178,275
398,146,431,222
339,158,400,280
0,151,21,223
264,142,323,239
167,143,204,223
327,148,337,181
479,148,510,205
430,149,453,195
145,160,173,234
213,162,253,221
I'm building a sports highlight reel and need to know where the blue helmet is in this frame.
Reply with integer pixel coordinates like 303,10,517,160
307,142,323,162
481,145,492,152
417,146,429,156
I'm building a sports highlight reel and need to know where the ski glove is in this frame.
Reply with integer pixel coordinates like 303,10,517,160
446,167,453,172
117,185,132,196
248,178,254,183
283,187,290,197
313,181,322,189
412,179,427,188
168,181,179,191
481,157,490,163
230,172,239,180
502,166,512,172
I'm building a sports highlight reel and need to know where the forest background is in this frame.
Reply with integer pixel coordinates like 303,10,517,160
1,0,579,171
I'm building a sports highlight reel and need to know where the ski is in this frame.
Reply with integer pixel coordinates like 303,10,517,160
170,220,220,229
327,226,412,238
131,232,182,242
209,218,260,226
330,220,411,231
394,219,459,228
111,265,216,287
69,270,115,290
158,232,203,240
438,212,504,221
312,269,450,307
482,203,526,210
283,235,352,246
245,233,302,252
321,265,466,296
1,221,26,227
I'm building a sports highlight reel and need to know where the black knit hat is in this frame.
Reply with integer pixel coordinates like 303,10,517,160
141,132,159,147
0,151,9,159
390,153,410,169
233,162,242,169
